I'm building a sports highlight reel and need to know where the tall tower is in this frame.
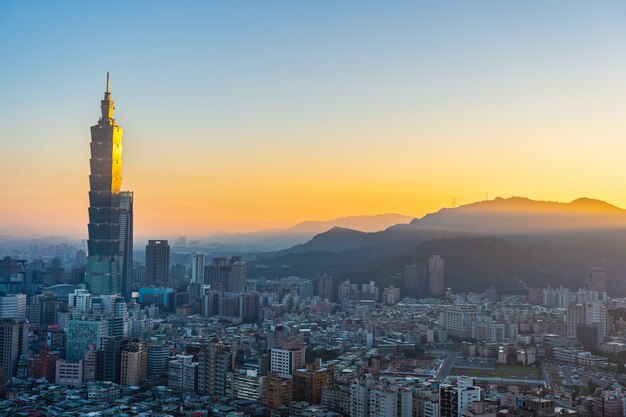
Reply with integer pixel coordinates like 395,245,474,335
85,73,132,296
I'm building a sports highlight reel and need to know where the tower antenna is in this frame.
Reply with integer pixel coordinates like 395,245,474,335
106,71,110,93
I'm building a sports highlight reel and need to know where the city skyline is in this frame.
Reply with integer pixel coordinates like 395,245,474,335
2,1,626,238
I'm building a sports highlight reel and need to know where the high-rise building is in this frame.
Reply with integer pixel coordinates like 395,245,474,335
316,274,334,301
239,292,260,323
567,303,586,337
66,318,108,361
120,339,147,386
191,253,205,285
440,305,479,340
0,319,28,378
147,341,170,379
350,373,375,417
293,362,334,405
189,253,205,301
440,376,482,417
85,73,133,296
168,354,198,392
270,346,305,377
585,267,606,292
204,256,246,293
428,255,444,296
29,293,59,330
198,341,232,398
83,344,101,382
262,372,293,409
145,240,170,287
403,264,428,298
382,286,400,305
100,336,129,384
227,257,246,293
0,293,26,320
68,288,92,312
119,191,134,300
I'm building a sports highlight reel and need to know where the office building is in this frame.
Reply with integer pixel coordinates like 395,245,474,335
382,286,400,305
120,339,147,386
0,319,28,377
29,293,59,330
239,292,260,323
168,354,198,392
119,191,134,300
270,346,305,377
262,372,293,409
66,318,108,361
68,288,92,312
83,344,100,382
56,360,83,386
191,253,205,284
147,341,170,378
440,305,479,340
100,336,129,384
85,73,133,296
0,293,26,320
293,362,334,405
585,267,606,292
316,273,333,301
198,341,232,398
145,240,170,287
428,255,444,296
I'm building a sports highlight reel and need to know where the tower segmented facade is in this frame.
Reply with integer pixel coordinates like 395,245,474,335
85,73,133,298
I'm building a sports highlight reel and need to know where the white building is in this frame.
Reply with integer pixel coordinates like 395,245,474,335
68,288,92,312
0,293,26,320
270,347,305,377
191,252,205,284
56,360,83,386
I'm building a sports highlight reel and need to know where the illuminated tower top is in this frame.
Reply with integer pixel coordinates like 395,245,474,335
101,71,115,123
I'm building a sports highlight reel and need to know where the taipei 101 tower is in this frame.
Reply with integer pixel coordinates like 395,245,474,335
85,73,133,299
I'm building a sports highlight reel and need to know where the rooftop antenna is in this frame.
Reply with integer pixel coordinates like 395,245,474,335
106,71,110,93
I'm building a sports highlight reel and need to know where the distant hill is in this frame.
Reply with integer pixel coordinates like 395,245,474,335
186,213,413,253
273,197,626,256
252,197,626,295
409,197,626,234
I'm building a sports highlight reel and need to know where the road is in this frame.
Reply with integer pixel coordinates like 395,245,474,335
436,351,459,380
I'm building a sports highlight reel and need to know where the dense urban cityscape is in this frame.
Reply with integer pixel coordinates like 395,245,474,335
4,2,626,417
0,76,626,417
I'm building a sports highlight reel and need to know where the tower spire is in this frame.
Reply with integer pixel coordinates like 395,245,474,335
101,71,114,120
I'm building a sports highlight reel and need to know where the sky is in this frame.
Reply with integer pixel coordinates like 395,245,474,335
1,1,626,239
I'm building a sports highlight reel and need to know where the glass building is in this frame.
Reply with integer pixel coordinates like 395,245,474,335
85,73,133,298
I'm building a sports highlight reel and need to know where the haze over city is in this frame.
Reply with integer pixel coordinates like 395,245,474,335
2,1,626,238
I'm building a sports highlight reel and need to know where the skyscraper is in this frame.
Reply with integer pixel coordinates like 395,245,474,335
119,191,134,300
85,73,133,296
145,240,170,287
585,267,606,292
428,255,444,297
0,319,28,378
191,253,205,285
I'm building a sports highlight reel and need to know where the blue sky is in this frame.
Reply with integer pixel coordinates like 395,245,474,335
2,1,626,237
